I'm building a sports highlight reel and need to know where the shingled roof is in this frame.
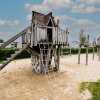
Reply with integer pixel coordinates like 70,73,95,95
32,11,57,27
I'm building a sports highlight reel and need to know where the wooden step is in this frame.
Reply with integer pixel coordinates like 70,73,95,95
7,58,10,60
15,51,20,54
11,54,15,57
0,64,3,66
3,61,7,63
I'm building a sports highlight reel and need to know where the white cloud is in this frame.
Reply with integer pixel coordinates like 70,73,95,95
72,0,100,13
72,4,100,13
0,19,20,27
25,0,73,13
76,0,100,5
43,0,73,8
76,19,94,26
26,14,31,21
55,15,100,32
25,3,50,12
86,6,100,13
25,0,100,14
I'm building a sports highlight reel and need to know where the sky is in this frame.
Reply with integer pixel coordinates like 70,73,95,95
0,0,100,43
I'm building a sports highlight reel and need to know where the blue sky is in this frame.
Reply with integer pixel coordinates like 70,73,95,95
0,0,100,42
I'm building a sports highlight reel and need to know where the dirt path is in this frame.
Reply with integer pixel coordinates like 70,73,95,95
0,54,100,100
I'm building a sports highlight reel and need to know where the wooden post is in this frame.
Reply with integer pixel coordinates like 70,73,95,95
66,28,69,45
93,47,95,60
22,34,26,48
99,47,100,61
98,36,100,61
26,31,28,44
93,38,96,60
86,35,89,65
57,45,61,69
54,45,60,71
31,23,34,47
78,34,81,64
61,49,63,57
70,47,72,56
34,22,37,46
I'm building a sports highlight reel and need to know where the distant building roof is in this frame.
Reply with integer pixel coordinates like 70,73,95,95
32,11,57,27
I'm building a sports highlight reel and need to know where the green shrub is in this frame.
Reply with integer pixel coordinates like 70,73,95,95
0,47,97,60
0,48,30,60
61,47,96,55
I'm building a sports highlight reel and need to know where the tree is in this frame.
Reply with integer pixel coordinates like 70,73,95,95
79,29,87,47
0,39,4,43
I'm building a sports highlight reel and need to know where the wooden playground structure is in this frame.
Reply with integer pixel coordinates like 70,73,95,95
0,11,100,74
0,11,69,74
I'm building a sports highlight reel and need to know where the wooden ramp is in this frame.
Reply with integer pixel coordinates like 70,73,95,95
0,26,31,70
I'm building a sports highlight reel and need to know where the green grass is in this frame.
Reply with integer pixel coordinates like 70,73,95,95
0,60,4,64
80,81,100,100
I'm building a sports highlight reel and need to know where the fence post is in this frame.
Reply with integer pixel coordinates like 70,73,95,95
93,38,96,60
78,34,81,64
70,47,72,56
93,47,95,60
97,36,100,61
86,35,89,65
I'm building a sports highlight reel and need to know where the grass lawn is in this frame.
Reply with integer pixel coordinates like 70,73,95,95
80,81,100,100
0,60,4,64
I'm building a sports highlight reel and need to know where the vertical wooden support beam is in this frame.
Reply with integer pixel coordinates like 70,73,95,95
61,46,63,57
78,47,81,64
97,47,98,56
93,38,96,60
78,34,81,64
70,47,72,56
57,19,59,45
34,21,37,46
99,47,100,61
26,31,28,44
22,34,25,48
22,35,24,48
53,27,54,44
93,47,95,60
57,45,61,69
31,23,34,47
61,49,63,57
55,27,58,44
98,36,100,61
57,27,59,45
86,35,89,65
66,28,68,46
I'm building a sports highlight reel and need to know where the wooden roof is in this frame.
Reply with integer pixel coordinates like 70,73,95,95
32,11,57,27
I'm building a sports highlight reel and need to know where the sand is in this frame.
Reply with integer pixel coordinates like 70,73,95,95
0,54,100,100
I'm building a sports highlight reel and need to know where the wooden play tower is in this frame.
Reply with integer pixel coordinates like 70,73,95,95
0,11,69,74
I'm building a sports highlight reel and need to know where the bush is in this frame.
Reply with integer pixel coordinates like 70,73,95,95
0,47,97,60
0,48,31,60
62,47,96,55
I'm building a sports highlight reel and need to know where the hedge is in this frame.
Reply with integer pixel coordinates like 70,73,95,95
0,48,31,60
61,47,97,55
0,47,96,60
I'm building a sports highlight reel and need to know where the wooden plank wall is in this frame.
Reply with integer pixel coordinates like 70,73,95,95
36,27,47,42
57,28,67,45
32,25,68,45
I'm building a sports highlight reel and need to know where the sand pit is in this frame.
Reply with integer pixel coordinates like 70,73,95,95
0,54,100,100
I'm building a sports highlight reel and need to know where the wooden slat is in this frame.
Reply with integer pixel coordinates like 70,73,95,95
0,43,30,71
37,25,53,29
0,26,31,49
